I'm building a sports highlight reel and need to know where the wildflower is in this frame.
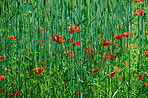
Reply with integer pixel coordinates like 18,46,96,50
92,67,99,73
9,93,15,97
0,76,5,80
8,35,13,40
0,56,6,62
8,35,17,40
9,90,19,97
76,91,83,95
146,30,148,35
136,74,143,80
70,38,81,46
62,81,66,84
110,71,116,77
124,61,128,65
133,0,143,4
41,61,45,67
34,68,44,74
100,38,106,43
91,89,97,93
39,39,44,43
110,40,114,44
106,71,116,78
53,33,64,44
134,10,144,16
100,38,110,47
145,83,148,87
17,70,23,73
120,75,123,79
68,24,80,34
145,49,148,57
104,53,117,60
15,90,19,95
114,66,118,71
103,42,110,47
84,45,95,53
123,31,133,37
114,34,123,39
65,49,74,57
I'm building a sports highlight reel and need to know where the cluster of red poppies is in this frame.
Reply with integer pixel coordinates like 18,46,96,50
8,35,17,40
9,90,19,97
145,49,148,57
133,0,144,4
0,55,6,62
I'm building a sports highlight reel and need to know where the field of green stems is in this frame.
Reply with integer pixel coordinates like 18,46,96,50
0,0,148,98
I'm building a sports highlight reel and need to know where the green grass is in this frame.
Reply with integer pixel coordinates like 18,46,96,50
0,0,148,98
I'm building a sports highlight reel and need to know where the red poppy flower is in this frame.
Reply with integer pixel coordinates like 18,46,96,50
146,30,148,35
114,34,123,39
8,35,13,40
0,76,5,80
70,38,81,46
38,39,44,46
39,39,44,43
76,91,83,95
41,61,45,67
14,36,17,39
92,67,99,73
100,38,106,43
145,49,148,57
120,75,123,79
65,49,74,57
34,68,44,74
110,40,114,44
9,93,15,97
53,33,64,44
42,61,44,64
91,89,97,93
134,10,144,16
62,81,66,84
104,53,117,60
68,24,80,34
103,42,110,47
123,31,133,37
15,90,19,95
9,90,19,97
145,83,148,87
100,38,110,46
106,71,116,78
110,71,116,77
84,45,95,53
136,74,143,80
17,70,23,73
41,39,44,42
